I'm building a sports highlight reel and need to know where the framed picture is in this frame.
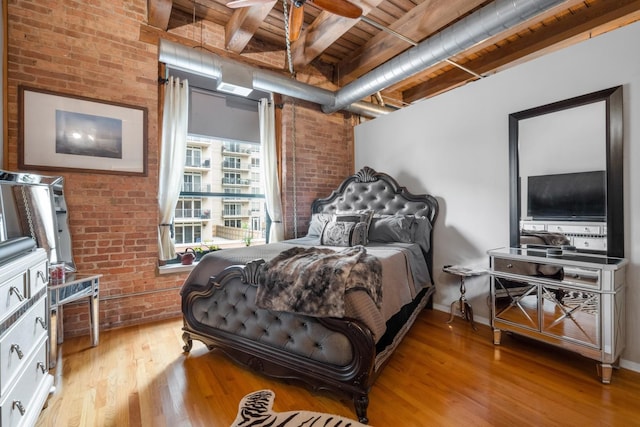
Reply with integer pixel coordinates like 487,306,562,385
19,86,148,176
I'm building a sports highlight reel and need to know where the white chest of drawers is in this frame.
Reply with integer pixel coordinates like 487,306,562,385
0,249,53,427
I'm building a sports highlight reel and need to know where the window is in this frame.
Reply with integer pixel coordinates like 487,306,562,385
175,223,202,244
176,199,202,218
224,172,242,185
186,147,202,167
183,173,202,192
224,204,242,216
166,86,267,257
223,156,241,169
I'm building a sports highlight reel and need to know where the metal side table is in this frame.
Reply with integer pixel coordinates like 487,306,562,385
48,273,102,368
443,265,486,331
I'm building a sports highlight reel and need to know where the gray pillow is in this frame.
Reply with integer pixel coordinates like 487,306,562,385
410,215,432,254
307,213,333,237
368,215,413,243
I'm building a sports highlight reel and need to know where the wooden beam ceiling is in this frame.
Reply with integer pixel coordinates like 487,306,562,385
402,0,640,103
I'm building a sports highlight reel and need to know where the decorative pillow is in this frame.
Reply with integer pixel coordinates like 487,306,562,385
368,215,413,243
307,213,333,237
335,210,373,244
320,221,367,247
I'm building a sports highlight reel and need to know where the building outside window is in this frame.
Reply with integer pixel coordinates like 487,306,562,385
174,135,266,254
167,87,266,259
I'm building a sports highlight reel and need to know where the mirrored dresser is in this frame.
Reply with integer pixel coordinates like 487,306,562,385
488,246,627,383
0,243,53,426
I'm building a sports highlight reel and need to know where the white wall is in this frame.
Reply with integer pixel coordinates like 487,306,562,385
355,21,640,370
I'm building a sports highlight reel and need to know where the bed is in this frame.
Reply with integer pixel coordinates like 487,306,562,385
180,166,438,423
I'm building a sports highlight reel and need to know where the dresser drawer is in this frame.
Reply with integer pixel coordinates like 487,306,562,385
0,297,47,395
0,274,27,324
0,338,48,427
547,224,602,235
521,222,546,231
492,256,601,289
573,236,607,251
28,260,48,298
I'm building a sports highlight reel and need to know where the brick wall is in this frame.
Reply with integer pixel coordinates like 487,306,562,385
280,98,355,239
6,1,353,337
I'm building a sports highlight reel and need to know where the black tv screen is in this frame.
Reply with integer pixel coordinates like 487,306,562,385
527,171,606,221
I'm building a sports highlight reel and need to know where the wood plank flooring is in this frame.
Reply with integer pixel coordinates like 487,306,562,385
36,309,640,426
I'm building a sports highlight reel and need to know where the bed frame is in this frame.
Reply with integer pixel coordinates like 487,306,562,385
181,166,439,423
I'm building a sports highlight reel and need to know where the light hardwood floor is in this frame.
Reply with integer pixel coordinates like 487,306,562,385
36,309,640,427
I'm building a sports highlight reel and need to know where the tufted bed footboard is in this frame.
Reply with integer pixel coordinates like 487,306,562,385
182,259,383,421
180,167,439,423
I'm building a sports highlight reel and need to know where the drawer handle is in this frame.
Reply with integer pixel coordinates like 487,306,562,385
37,270,47,284
36,317,47,329
13,400,26,416
506,263,513,269
10,286,25,301
37,361,47,374
10,344,24,359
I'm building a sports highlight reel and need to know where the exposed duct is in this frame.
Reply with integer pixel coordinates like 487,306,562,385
159,0,566,117
324,0,566,113
158,39,395,118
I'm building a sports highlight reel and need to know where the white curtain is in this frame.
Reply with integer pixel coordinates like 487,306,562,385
259,98,284,242
158,77,189,261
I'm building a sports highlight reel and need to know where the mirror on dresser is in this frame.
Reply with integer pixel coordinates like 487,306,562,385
508,86,624,258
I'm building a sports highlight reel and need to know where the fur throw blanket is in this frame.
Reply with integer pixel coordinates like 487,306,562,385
521,230,570,246
256,246,382,318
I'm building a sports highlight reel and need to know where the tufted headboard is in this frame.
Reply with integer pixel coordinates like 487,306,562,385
311,166,438,222
311,166,439,279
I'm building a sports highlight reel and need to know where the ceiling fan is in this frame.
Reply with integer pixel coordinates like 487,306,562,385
226,0,362,42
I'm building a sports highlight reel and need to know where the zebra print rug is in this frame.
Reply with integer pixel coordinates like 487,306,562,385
231,389,370,426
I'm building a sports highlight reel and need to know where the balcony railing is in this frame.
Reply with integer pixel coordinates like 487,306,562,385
181,183,211,192
223,197,250,203
222,210,252,218
184,159,210,168
222,178,250,186
222,146,252,154
222,162,249,171
175,209,211,219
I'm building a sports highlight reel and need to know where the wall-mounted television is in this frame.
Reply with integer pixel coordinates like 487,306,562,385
527,170,606,221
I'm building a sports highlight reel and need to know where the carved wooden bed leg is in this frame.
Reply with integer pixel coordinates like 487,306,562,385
182,331,193,353
354,393,369,424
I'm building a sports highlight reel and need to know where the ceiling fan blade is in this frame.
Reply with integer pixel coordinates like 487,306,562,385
226,0,272,8
309,0,362,19
288,4,304,42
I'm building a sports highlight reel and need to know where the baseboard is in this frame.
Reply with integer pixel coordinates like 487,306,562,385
619,359,640,373
431,306,639,374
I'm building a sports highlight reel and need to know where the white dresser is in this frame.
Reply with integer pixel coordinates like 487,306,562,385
0,248,53,427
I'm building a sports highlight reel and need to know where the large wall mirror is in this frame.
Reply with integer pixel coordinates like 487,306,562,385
509,86,624,258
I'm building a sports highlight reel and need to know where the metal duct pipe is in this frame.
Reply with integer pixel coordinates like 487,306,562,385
323,0,566,113
158,39,394,118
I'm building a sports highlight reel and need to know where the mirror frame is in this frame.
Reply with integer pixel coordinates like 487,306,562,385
508,86,624,258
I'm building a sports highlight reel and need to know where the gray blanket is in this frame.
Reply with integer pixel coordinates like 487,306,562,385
256,246,382,318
